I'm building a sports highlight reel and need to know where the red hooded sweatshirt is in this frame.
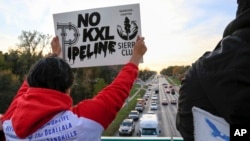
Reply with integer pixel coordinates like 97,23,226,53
1,63,138,141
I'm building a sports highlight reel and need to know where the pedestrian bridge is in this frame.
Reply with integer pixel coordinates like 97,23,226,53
101,137,184,141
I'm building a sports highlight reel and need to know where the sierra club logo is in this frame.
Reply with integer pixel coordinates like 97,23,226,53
117,16,138,56
117,17,138,40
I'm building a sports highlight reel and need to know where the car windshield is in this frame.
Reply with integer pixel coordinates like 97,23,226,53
130,112,138,115
141,128,157,135
121,121,132,126
148,111,154,114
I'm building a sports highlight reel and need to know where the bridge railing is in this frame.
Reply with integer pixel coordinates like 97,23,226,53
101,136,184,141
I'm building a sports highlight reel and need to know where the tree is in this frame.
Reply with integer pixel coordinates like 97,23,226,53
160,65,190,81
139,68,157,81
15,30,52,80
160,66,175,76
0,30,53,112
0,52,5,70
93,78,107,95
0,70,20,113
17,30,52,56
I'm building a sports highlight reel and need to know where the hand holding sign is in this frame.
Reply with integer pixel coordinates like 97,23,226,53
50,36,61,56
129,36,147,66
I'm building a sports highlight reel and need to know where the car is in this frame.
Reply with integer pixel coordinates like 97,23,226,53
135,103,144,112
118,118,135,136
128,110,140,121
171,89,175,95
161,99,168,105
143,92,150,100
144,93,150,98
166,89,170,94
143,95,148,101
152,99,158,104
151,95,158,100
147,111,155,114
171,99,177,104
150,102,158,110
148,84,152,87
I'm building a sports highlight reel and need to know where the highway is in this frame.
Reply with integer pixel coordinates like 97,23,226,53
116,75,182,138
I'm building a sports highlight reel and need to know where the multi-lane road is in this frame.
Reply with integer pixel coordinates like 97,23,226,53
116,75,183,138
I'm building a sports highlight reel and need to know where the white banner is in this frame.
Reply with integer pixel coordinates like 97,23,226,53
192,107,229,141
53,4,142,68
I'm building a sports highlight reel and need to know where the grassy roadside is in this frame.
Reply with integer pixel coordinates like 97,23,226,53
129,84,141,97
102,85,146,136
166,76,181,86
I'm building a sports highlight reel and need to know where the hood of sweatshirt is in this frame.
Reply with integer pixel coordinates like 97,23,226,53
11,87,72,138
223,9,250,37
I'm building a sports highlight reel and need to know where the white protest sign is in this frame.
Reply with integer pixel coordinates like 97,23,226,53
192,106,229,141
53,4,142,68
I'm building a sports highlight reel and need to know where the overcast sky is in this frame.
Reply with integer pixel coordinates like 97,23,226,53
0,0,237,72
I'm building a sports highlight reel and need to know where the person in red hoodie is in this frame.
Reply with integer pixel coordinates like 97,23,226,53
0,35,147,141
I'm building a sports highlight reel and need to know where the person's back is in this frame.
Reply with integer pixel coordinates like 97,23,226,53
1,36,147,140
3,110,104,140
176,0,250,140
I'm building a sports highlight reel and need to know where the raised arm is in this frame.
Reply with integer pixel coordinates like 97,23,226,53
72,36,147,129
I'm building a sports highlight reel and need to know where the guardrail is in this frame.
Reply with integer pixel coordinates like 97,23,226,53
101,137,184,141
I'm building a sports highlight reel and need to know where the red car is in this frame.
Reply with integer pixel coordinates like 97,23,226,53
161,99,168,105
171,99,177,104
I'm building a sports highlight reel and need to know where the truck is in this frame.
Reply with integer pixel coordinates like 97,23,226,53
137,113,161,137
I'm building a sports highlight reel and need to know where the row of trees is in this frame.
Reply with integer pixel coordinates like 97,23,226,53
0,31,51,113
0,30,156,113
160,65,191,81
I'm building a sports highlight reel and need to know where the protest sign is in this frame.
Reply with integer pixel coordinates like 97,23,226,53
192,107,229,141
53,4,141,68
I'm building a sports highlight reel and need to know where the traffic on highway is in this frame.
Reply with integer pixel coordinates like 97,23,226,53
116,75,182,138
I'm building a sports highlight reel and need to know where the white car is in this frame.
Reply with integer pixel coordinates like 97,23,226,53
118,118,135,136
143,93,150,100
135,104,144,112
150,102,158,110
147,111,155,114
151,95,158,100
128,110,140,121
